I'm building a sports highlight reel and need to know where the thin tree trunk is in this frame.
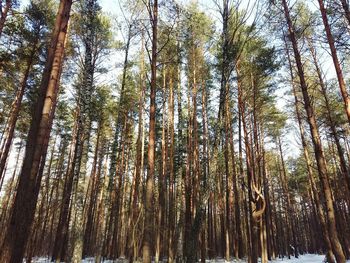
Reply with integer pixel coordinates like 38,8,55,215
201,79,209,262
318,0,350,125
284,34,336,263
142,1,158,261
155,67,167,263
0,0,11,39
82,124,102,258
168,75,175,263
129,33,145,262
277,136,298,257
51,109,79,262
0,140,22,234
307,37,350,195
184,75,193,261
0,27,39,182
340,0,350,29
238,71,257,263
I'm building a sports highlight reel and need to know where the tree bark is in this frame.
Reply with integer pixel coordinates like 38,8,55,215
0,0,11,39
339,0,350,27
284,34,336,263
142,0,158,262
0,19,41,183
318,0,350,125
281,0,346,262
0,1,71,262
307,37,350,196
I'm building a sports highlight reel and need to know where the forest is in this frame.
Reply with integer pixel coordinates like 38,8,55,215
0,0,350,262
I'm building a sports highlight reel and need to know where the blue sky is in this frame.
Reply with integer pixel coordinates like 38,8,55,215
17,0,338,158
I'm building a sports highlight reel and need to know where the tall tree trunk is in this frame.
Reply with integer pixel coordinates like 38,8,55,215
307,37,350,195
318,0,350,125
0,31,39,181
82,124,102,258
238,72,257,263
108,23,132,196
0,1,71,262
168,76,175,263
51,111,79,262
142,0,158,262
224,83,232,262
220,3,232,258
284,34,336,263
201,79,210,261
184,74,193,261
339,0,350,28
229,113,243,259
237,62,252,262
0,140,22,234
277,136,298,258
281,1,346,262
0,0,11,39
129,33,145,262
156,67,167,263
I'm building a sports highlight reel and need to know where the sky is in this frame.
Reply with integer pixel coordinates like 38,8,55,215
4,0,341,187
97,0,339,158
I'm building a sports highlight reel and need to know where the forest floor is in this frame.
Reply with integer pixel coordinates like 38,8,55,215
27,254,350,263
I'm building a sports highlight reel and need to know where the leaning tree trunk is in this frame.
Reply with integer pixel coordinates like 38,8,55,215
340,0,350,28
281,0,346,262
318,0,350,126
0,1,72,262
285,38,336,263
307,37,350,196
0,32,38,181
0,0,11,39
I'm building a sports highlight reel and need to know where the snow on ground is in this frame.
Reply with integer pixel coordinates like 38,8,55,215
269,254,326,263
205,254,335,262
28,254,350,262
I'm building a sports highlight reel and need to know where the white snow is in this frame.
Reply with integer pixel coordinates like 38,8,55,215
206,254,350,263
268,254,326,263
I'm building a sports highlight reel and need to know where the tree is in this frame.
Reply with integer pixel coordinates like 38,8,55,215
1,1,350,262
317,0,350,126
0,0,14,39
0,0,55,188
0,0,72,262
51,1,112,261
280,0,346,262
142,0,158,262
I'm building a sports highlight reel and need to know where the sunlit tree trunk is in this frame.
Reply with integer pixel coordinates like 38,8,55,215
0,0,11,39
282,0,346,261
143,0,158,262
0,140,22,234
307,37,350,195
167,75,175,263
340,0,350,26
284,34,336,263
0,1,72,262
318,0,350,125
0,31,39,181
201,79,210,262
277,136,298,258
128,33,145,262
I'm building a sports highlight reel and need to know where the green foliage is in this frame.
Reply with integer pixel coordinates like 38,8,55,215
288,155,310,195
0,0,56,130
69,1,113,69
